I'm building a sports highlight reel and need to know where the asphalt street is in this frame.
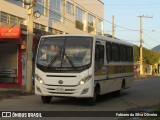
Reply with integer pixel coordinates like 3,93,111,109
0,76,160,120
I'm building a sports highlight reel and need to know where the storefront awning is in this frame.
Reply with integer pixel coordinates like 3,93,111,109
0,22,21,39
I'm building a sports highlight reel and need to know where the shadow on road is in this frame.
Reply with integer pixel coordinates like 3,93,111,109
48,91,130,106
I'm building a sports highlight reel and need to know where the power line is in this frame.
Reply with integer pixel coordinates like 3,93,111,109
71,0,139,31
35,2,75,25
107,3,160,5
34,2,101,35
35,0,139,32
143,32,159,44
35,1,160,36
39,1,148,32
143,41,152,49
104,19,139,31
6,0,141,33
40,1,160,6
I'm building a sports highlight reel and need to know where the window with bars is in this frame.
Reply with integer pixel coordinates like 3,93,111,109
34,23,46,31
41,25,45,31
0,12,8,23
49,27,65,34
18,18,25,24
0,11,25,24
10,15,17,24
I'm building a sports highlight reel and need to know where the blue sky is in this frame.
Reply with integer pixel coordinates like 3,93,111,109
103,0,160,49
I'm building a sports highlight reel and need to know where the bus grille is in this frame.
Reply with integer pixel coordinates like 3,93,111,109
47,88,76,91
48,92,73,94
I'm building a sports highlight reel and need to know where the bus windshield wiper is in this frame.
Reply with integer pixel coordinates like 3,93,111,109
47,50,62,67
64,52,77,69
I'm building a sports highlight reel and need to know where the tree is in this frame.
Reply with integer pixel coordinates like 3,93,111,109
133,45,139,62
133,45,160,65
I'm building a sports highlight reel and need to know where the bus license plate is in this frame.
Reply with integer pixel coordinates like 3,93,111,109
56,87,65,92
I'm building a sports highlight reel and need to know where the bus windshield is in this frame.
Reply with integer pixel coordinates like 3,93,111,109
36,36,93,72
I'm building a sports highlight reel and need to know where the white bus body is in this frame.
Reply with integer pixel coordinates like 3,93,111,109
35,34,134,105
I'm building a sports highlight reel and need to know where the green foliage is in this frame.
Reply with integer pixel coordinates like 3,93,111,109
133,45,160,65
133,45,139,62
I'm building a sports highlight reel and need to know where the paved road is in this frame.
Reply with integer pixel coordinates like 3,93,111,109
0,76,160,120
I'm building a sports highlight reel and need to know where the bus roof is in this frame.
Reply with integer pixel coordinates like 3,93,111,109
40,34,93,38
95,34,133,46
40,34,133,46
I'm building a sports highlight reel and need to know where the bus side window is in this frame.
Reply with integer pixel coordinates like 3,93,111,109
106,42,112,62
95,44,104,71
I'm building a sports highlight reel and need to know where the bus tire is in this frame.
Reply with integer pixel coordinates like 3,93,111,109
87,93,97,106
87,85,99,106
117,81,125,96
41,96,52,103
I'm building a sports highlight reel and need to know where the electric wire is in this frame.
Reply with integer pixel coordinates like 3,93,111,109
143,32,159,44
5,0,143,32
143,41,153,49
2,0,159,48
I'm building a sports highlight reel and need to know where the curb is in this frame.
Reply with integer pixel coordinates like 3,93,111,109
134,75,160,80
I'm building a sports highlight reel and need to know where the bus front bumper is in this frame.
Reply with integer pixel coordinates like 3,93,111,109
35,81,93,98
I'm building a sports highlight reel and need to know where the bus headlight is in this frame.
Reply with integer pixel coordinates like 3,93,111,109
79,75,92,85
35,74,45,84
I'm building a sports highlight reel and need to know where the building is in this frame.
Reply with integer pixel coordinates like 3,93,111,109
0,0,104,87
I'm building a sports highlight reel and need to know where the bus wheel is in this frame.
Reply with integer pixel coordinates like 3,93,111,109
87,86,99,106
41,96,52,103
117,82,125,96
87,93,97,106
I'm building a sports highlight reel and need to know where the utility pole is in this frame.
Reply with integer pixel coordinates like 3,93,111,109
112,15,115,38
137,15,152,75
25,0,34,93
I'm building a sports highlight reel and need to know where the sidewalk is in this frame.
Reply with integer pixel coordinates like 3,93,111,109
0,86,34,101
134,74,160,80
